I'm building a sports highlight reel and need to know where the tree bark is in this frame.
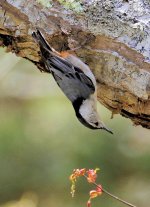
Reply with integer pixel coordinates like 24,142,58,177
0,0,150,128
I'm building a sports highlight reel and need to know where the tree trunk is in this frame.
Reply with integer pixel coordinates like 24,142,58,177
0,0,150,128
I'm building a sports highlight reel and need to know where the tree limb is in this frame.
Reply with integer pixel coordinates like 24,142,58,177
0,0,150,128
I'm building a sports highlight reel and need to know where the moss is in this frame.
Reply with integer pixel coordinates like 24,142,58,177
36,0,53,8
36,0,83,12
58,0,83,13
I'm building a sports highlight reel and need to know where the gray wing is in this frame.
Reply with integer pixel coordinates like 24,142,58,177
46,55,95,102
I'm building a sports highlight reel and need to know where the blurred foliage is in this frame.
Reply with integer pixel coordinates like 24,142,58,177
0,48,150,207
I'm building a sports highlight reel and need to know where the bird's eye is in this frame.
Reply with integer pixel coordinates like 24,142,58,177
94,122,99,126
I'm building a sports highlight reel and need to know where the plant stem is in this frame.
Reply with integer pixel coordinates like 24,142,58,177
102,187,137,207
84,175,137,207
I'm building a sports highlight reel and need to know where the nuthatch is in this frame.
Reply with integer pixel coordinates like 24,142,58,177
32,30,113,134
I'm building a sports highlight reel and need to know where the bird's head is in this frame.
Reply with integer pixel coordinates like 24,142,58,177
74,97,113,134
77,113,113,134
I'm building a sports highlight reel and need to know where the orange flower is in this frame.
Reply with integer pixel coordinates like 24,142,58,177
70,168,86,197
69,168,102,202
69,168,86,181
87,200,91,207
86,168,99,183
96,185,102,194
90,190,99,199
88,184,103,207
89,185,102,199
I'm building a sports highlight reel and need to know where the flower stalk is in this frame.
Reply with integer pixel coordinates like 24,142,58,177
70,168,137,207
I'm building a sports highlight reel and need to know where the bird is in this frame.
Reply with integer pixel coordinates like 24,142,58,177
32,30,113,134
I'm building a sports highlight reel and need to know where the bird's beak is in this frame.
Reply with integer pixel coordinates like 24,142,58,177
102,126,113,134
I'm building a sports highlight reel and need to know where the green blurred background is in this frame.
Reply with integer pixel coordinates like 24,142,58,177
0,48,150,207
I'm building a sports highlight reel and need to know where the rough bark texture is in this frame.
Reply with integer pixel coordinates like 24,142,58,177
0,0,150,128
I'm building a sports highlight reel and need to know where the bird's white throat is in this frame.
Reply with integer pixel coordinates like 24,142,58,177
79,96,98,123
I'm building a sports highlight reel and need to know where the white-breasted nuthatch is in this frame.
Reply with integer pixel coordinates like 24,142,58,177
32,30,113,134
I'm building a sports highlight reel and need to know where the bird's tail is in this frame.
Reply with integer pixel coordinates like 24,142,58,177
32,30,56,73
32,29,53,52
